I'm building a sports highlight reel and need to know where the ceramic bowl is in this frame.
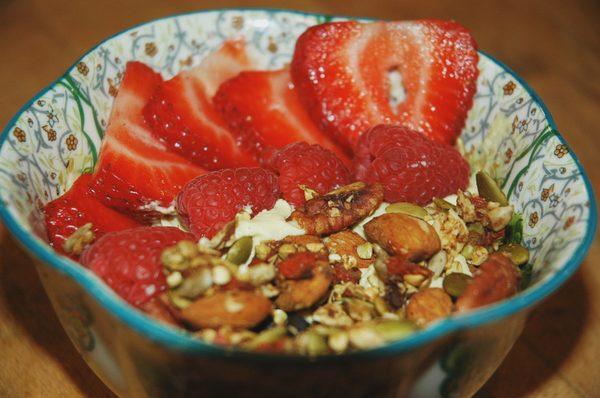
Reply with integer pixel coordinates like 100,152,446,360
0,9,596,398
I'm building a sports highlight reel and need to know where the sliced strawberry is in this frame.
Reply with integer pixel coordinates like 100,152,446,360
80,226,194,307
89,62,205,221
144,40,259,169
43,173,142,257
213,68,351,165
291,20,478,149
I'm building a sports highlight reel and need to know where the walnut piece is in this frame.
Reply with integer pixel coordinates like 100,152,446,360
290,182,384,236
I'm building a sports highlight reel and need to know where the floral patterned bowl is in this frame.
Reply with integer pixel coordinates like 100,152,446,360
0,9,596,398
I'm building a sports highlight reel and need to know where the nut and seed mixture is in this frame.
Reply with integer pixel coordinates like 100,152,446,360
153,171,528,355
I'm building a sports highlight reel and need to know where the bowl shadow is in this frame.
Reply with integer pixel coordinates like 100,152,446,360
0,231,116,397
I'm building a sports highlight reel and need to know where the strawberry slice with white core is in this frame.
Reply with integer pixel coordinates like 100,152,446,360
143,40,260,169
89,61,205,221
214,68,351,165
291,20,478,149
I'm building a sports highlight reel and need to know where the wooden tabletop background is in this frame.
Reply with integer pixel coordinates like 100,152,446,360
0,0,598,397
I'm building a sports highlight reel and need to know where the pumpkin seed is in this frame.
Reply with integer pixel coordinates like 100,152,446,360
476,171,508,206
499,243,530,266
244,326,287,350
386,202,428,219
374,320,418,341
433,197,457,211
168,292,192,309
172,268,213,299
443,273,473,298
226,236,253,265
468,222,485,235
428,250,447,277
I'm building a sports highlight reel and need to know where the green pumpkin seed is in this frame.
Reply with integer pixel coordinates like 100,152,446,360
499,243,530,266
443,273,473,298
476,171,508,206
244,326,287,350
433,197,457,211
386,202,428,219
172,268,213,299
374,320,418,341
468,222,485,235
226,236,253,265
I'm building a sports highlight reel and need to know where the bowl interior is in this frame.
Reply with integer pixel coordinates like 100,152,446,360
0,9,596,355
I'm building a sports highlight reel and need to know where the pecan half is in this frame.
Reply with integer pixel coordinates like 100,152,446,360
289,182,384,236
180,290,272,329
325,230,374,268
406,288,452,327
276,265,332,311
456,253,519,311
364,213,441,261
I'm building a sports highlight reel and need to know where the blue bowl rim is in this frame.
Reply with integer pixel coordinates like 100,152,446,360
0,7,596,362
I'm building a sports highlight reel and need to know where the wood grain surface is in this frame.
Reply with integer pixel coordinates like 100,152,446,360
0,0,598,397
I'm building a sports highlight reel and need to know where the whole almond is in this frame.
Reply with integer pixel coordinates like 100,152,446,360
180,290,272,329
406,288,452,327
456,252,519,311
364,213,441,261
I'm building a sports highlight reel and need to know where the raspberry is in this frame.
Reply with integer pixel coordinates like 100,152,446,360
357,125,470,204
80,226,193,307
177,167,280,238
270,142,351,207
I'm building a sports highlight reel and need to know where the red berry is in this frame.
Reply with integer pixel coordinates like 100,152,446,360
278,252,319,279
80,226,193,307
358,125,470,204
177,167,280,238
270,142,351,207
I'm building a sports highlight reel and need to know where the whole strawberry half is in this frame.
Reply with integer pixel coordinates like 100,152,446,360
143,40,259,170
357,124,470,204
213,68,351,166
177,167,280,238
291,20,478,149
80,226,193,307
269,142,351,207
88,61,205,221
43,173,141,257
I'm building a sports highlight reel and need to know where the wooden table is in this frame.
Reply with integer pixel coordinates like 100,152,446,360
0,0,598,396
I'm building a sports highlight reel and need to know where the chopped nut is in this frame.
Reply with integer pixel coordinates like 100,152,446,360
297,331,328,356
365,213,441,262
328,330,349,353
166,271,183,288
171,267,213,300
62,223,95,255
299,184,319,201
212,265,232,285
312,302,354,327
357,242,373,260
180,290,272,329
273,309,288,326
246,263,277,286
306,242,325,253
244,326,287,350
278,243,297,259
343,298,376,322
348,325,385,349
487,205,514,231
456,190,477,222
431,209,469,254
406,288,452,327
255,242,272,260
290,182,384,235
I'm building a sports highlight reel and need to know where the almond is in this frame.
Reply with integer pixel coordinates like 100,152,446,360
364,213,441,261
276,266,332,311
406,288,452,327
456,252,519,311
325,230,374,268
180,290,272,329
290,182,384,236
